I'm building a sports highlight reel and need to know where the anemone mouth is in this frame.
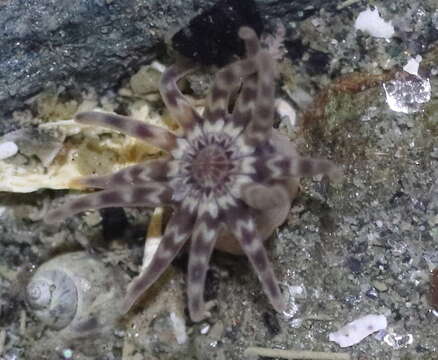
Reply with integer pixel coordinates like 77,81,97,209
190,143,234,189
176,129,237,193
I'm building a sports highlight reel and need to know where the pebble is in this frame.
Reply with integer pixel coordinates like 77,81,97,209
0,141,18,160
373,281,388,292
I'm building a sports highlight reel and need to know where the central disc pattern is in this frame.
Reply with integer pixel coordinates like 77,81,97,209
191,143,233,189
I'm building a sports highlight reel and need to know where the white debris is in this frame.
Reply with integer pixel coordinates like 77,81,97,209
383,332,414,349
329,314,387,347
150,60,166,73
62,349,73,359
0,141,18,160
275,98,297,128
282,283,307,319
283,87,313,108
383,74,431,114
200,324,210,335
355,7,395,39
141,207,164,272
403,55,422,76
170,312,188,345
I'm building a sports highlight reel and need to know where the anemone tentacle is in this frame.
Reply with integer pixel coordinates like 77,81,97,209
205,58,258,122
232,74,258,128
75,111,177,151
122,202,197,313
159,62,203,133
244,50,276,145
187,195,222,321
224,200,285,313
45,183,173,224
264,154,342,181
71,158,174,189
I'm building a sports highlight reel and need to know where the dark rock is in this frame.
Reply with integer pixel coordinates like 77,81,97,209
0,0,209,121
0,0,339,122
99,207,128,241
305,49,331,75
204,268,220,301
429,268,438,310
284,38,307,61
346,256,362,273
262,310,281,336
171,0,263,67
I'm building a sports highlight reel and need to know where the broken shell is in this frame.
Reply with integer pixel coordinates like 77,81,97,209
26,268,78,330
329,314,388,347
26,251,125,339
0,106,166,193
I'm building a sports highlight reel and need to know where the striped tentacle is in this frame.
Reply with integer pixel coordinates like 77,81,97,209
122,200,197,314
70,158,175,189
159,62,203,133
45,183,173,224
232,74,258,129
204,27,260,123
75,111,177,152
187,195,222,321
244,48,276,145
264,154,343,182
224,200,285,313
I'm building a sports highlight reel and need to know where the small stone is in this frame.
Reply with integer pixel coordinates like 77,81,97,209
83,211,102,227
130,66,162,95
0,141,18,160
62,349,73,359
354,7,394,39
373,281,388,292
208,321,224,341
200,324,210,335
365,288,378,299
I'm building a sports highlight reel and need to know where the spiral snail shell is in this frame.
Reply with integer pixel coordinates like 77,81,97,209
26,251,125,339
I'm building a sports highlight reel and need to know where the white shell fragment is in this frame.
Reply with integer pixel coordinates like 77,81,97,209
170,312,188,345
383,74,431,114
141,207,164,272
329,314,388,347
275,98,297,128
0,141,18,160
403,55,422,76
0,106,167,193
354,7,395,39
